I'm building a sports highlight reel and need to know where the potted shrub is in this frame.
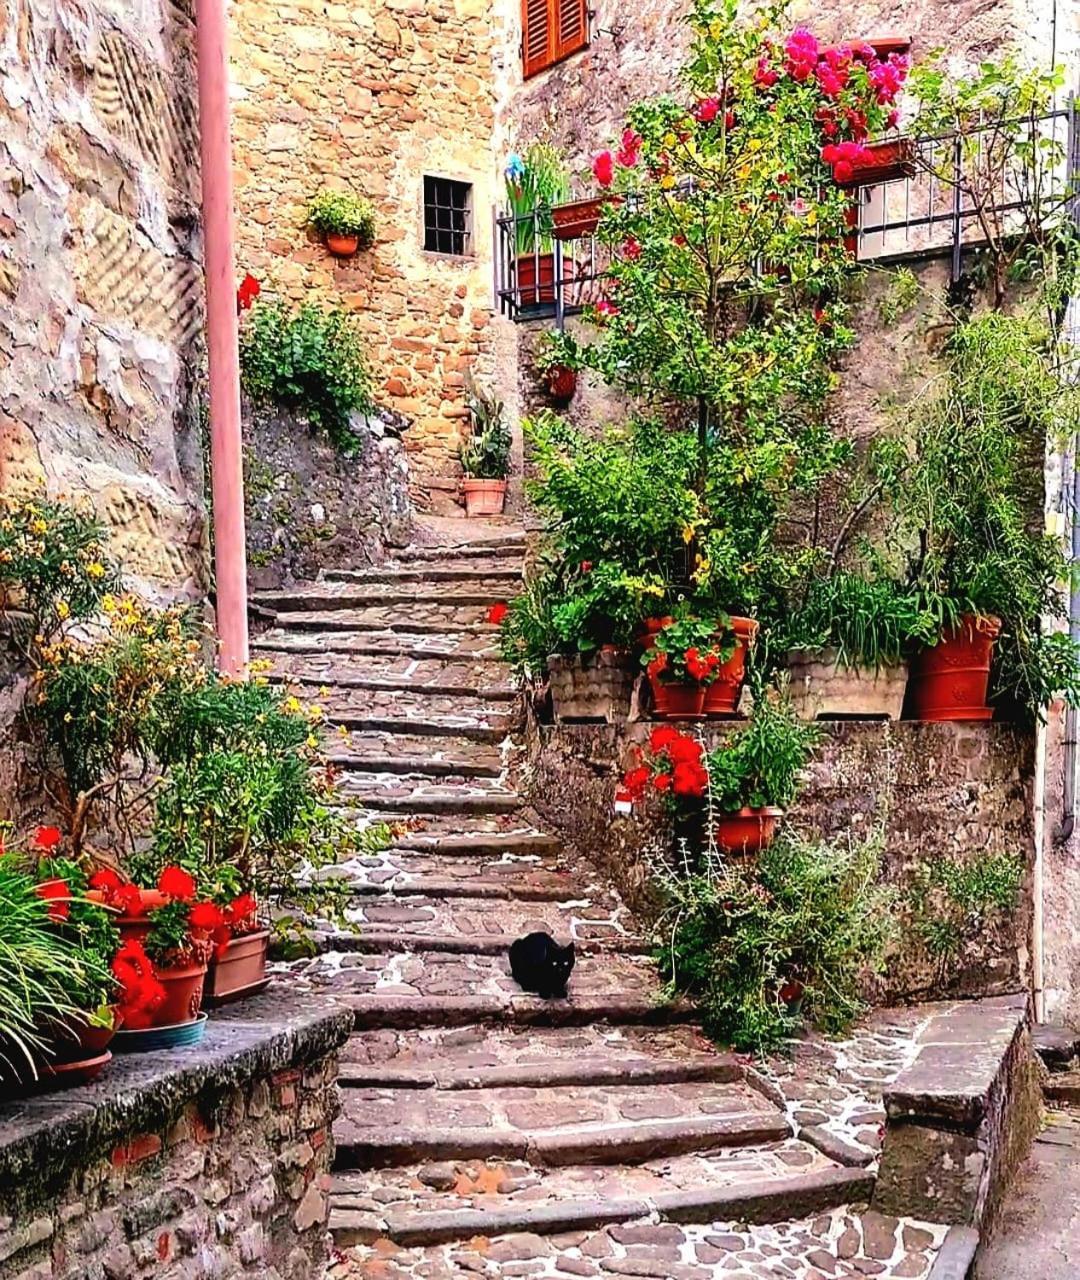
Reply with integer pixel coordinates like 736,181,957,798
534,329,580,405
460,376,511,516
705,685,818,856
306,188,377,257
784,573,935,719
505,145,571,314
642,617,732,720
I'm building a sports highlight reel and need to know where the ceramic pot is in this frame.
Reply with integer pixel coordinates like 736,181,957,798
907,615,1001,722
325,232,359,257
462,478,507,517
204,930,270,1007
154,960,208,1027
703,616,759,717
714,807,784,857
649,675,706,720
545,365,577,403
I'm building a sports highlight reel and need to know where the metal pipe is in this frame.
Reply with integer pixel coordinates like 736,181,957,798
195,0,249,677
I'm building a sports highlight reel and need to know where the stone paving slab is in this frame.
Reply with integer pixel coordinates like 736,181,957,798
334,771,521,806
251,630,502,659
326,563,524,584
332,1206,950,1278
273,606,496,633
311,685,517,726
317,850,569,891
254,582,511,609
328,731,509,774
264,650,514,695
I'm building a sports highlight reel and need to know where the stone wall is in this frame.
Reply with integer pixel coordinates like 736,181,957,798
0,994,352,1280
525,718,1034,1005
228,0,503,514
0,0,206,600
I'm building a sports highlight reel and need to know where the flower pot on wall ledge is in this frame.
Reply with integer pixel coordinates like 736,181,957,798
907,614,1001,722
649,675,706,720
715,807,784,858
703,616,758,717
462,478,507,517
154,959,208,1027
545,365,578,404
325,232,360,257
204,930,271,1007
549,649,635,724
788,648,909,720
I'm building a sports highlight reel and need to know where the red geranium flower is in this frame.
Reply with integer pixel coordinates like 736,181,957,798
649,724,681,753
226,893,259,930
89,867,124,895
114,883,146,915
36,879,70,921
158,865,197,902
620,237,642,262
236,272,260,312
487,602,509,625
112,939,166,1030
190,901,226,932
592,150,615,187
653,773,673,792
34,826,62,851
621,765,651,803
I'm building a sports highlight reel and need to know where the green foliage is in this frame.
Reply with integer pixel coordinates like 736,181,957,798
705,683,818,811
461,377,511,480
910,850,1024,973
143,898,197,966
655,827,895,1053
240,297,375,454
877,268,920,327
504,144,570,254
645,615,733,683
533,329,581,376
0,495,120,640
33,855,118,1011
306,188,377,245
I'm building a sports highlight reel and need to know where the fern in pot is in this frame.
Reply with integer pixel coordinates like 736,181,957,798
460,376,512,516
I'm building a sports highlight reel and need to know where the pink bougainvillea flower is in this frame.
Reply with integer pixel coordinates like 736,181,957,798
616,128,642,167
236,273,260,313
487,602,509,625
784,27,819,81
620,236,642,261
34,826,62,851
595,299,620,320
754,55,779,89
592,150,616,187
693,96,721,124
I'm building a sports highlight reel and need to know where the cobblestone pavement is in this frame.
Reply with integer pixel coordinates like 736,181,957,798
264,522,953,1272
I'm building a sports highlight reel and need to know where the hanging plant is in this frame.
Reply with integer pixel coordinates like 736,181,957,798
307,188,377,257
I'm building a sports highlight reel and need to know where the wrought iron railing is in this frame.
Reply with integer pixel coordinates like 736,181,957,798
494,103,1080,325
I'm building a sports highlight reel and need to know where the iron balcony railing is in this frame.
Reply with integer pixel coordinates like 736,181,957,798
494,102,1079,324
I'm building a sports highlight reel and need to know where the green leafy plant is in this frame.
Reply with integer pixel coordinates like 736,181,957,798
240,297,375,454
706,683,818,811
533,329,580,376
461,376,511,480
909,850,1024,979
644,615,732,684
655,827,895,1053
504,144,570,254
32,854,118,1013
497,572,560,681
306,188,377,246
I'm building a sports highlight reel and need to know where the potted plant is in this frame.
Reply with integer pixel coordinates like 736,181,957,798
642,616,731,720
306,188,377,257
702,614,759,717
534,329,580,404
705,685,818,856
505,145,571,313
460,376,511,516
784,572,936,719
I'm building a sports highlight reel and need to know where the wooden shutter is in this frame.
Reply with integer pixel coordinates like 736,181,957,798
522,0,588,78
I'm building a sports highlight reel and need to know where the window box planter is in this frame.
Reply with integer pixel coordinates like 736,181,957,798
835,138,917,190
549,649,635,723
788,648,909,720
204,929,271,1007
649,674,706,720
715,806,784,858
462,478,508,517
703,616,758,717
551,195,622,241
907,614,1001,722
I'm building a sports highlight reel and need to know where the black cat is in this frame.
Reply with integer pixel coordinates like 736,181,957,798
509,931,575,998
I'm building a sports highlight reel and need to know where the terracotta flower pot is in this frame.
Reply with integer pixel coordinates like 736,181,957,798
154,960,208,1027
43,1008,117,1065
703,616,758,717
204,930,270,1007
551,196,622,240
649,674,706,720
715,807,784,858
325,232,359,257
907,614,1002,722
545,365,577,403
462,478,507,517
115,889,170,942
639,617,674,653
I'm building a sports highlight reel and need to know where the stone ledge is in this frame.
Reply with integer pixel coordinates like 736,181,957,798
0,987,352,1214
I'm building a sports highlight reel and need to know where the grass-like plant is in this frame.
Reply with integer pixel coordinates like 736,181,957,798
306,189,377,247
504,144,569,255
705,682,818,812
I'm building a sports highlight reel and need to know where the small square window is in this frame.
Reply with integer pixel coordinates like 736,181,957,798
424,176,473,256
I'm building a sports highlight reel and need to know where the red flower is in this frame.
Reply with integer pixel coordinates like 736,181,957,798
114,883,146,915
112,939,165,1030
754,55,779,89
36,879,70,921
226,893,259,930
667,734,704,766
89,867,123,895
487,602,509,625
596,299,620,321
621,765,652,802
646,652,669,677
592,150,615,187
672,760,708,798
654,773,673,792
236,273,260,312
158,865,197,902
649,724,681,753
580,561,593,573
693,96,721,124
620,237,642,262
190,901,226,932
34,826,62,851
616,128,642,168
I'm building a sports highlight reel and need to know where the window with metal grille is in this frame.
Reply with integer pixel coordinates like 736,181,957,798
423,176,473,256
522,0,588,79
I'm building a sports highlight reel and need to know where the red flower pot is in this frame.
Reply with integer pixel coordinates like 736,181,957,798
907,614,1001,722
546,365,577,403
462,478,507,517
715,807,784,857
551,195,622,240
649,674,706,719
703,616,759,717
639,617,674,653
44,1008,117,1065
325,232,359,257
154,960,208,1027
204,930,270,1007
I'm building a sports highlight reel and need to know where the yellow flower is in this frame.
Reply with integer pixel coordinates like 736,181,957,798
660,174,676,190
31,519,47,535
283,695,302,714
663,131,678,148
682,524,696,544
86,562,106,580
747,138,763,153
805,209,818,228
56,601,70,620
306,734,319,749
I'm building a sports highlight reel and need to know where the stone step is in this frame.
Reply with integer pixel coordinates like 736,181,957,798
274,670,516,702
334,1078,791,1171
254,583,508,611
325,564,523,585
251,631,500,660
329,752,504,781
288,950,689,1029
338,1023,733,1090
336,1196,946,1271
333,776,523,815
393,829,562,858
396,537,525,563
1043,1069,1080,1105
256,648,513,694
326,852,569,891
270,608,496,634
316,686,518,728
323,867,614,903
326,716,509,743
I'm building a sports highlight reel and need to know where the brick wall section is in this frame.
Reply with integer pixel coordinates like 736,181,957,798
525,718,1034,1004
228,0,502,513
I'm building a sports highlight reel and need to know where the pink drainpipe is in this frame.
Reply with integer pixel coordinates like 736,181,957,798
196,0,249,676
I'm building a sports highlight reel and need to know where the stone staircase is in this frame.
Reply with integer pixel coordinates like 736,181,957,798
253,525,955,1280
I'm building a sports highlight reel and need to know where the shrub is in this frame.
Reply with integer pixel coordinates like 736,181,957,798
461,377,511,480
240,297,374,454
705,684,818,812
655,828,895,1053
306,188,377,246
